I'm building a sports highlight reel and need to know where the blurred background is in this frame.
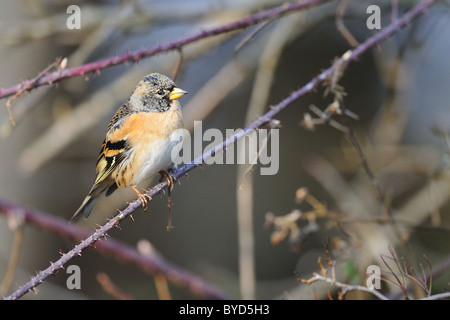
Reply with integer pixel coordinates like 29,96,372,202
0,0,449,300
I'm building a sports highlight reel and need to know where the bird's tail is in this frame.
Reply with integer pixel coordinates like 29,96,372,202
71,195,97,221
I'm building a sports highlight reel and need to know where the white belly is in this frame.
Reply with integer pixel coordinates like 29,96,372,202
131,136,178,185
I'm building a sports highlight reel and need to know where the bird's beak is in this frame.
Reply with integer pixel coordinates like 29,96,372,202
169,87,188,100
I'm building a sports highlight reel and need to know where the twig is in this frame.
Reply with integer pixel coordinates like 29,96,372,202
0,0,332,100
137,239,172,299
300,272,390,300
5,57,63,125
171,48,183,82
380,245,409,298
380,246,439,299
0,214,25,296
336,0,359,47
423,255,433,295
96,272,133,300
154,274,172,300
3,0,438,300
388,253,450,299
234,19,273,55
345,127,418,273
346,128,390,215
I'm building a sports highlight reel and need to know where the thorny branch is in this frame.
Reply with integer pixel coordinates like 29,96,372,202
2,0,440,300
0,198,230,300
0,0,331,101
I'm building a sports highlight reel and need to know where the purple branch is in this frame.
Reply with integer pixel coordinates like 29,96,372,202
3,0,438,300
0,0,331,100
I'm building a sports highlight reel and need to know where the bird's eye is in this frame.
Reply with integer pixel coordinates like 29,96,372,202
156,89,164,96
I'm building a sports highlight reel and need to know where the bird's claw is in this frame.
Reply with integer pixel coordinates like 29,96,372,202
159,170,176,193
131,186,152,210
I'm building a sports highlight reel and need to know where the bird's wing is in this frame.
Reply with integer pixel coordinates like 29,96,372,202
93,104,133,186
94,138,127,186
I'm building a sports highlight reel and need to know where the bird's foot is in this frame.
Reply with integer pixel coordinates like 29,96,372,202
159,170,176,193
131,185,152,210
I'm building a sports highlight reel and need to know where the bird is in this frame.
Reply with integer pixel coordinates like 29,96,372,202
71,73,187,221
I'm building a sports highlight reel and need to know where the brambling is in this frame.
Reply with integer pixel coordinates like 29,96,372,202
71,73,187,221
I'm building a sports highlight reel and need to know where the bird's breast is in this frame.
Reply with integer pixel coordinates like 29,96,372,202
115,106,183,187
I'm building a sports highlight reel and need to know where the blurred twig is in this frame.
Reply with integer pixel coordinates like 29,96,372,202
2,0,438,300
336,0,359,47
346,128,392,218
0,212,25,296
234,19,273,55
96,272,133,300
171,49,184,83
137,239,172,300
5,57,64,126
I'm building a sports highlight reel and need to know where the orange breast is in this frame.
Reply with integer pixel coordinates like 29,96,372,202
110,105,183,188
109,105,182,144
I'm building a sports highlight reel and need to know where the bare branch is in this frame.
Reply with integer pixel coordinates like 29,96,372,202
0,0,332,100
